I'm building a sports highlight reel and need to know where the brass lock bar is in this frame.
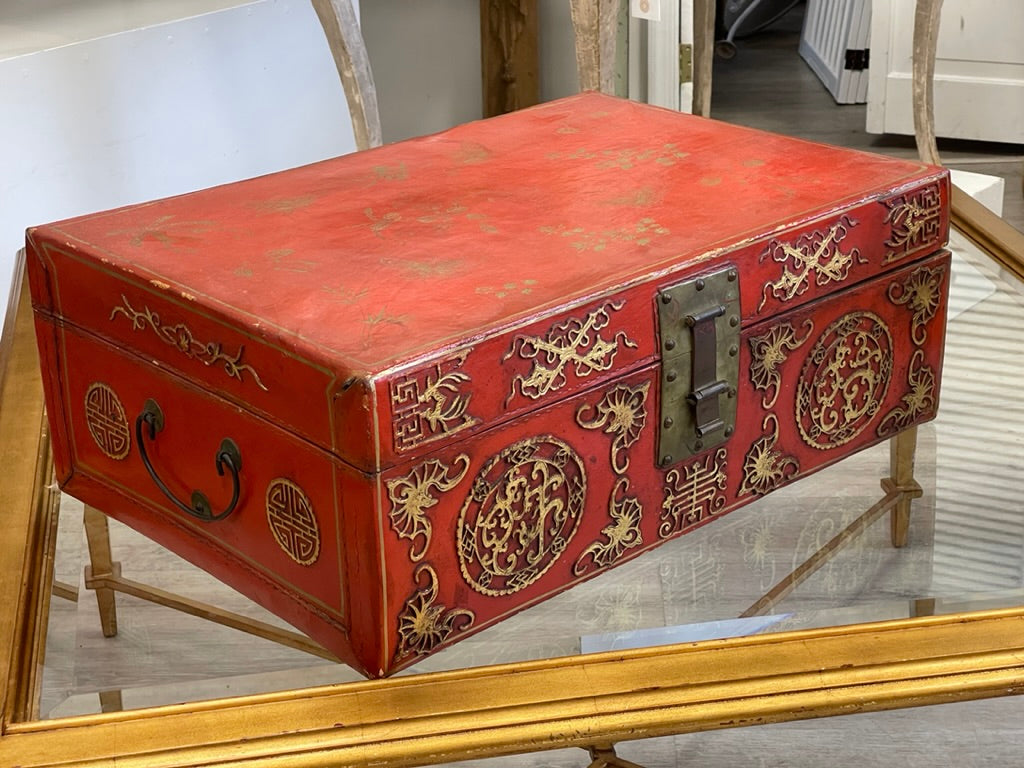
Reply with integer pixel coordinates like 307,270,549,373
657,266,740,465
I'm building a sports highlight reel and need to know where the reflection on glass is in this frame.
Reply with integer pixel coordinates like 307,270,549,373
31,226,1024,722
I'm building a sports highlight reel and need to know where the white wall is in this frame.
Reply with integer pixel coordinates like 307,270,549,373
0,0,359,322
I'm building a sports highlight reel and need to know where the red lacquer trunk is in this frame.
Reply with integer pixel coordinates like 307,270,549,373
26,93,951,677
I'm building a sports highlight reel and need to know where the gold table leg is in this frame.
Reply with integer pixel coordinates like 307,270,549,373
82,505,119,638
744,426,923,617
886,426,922,548
586,743,648,768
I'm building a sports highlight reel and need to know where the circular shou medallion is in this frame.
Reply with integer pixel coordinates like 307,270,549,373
84,382,131,460
457,436,587,596
266,479,321,566
796,311,893,450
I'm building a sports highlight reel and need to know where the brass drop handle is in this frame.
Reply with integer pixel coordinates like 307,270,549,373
135,399,242,522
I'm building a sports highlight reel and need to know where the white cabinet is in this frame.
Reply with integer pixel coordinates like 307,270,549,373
867,0,1024,143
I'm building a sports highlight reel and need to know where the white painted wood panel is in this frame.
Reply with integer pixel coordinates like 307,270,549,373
867,0,1024,143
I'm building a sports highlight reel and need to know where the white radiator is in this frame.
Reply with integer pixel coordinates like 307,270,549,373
799,0,871,104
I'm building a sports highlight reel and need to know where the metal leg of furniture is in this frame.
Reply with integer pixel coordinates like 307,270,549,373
743,427,923,617
886,426,922,548
98,689,124,714
82,505,119,638
586,744,648,768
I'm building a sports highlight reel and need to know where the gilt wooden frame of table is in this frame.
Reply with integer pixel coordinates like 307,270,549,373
3,194,1024,767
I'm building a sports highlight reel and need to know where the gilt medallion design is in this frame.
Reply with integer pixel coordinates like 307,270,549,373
110,295,268,391
266,479,320,566
394,564,475,663
392,353,479,453
504,301,636,405
882,184,943,263
738,414,800,497
575,381,651,474
796,312,893,450
84,382,131,460
757,216,865,312
748,320,814,409
877,350,937,437
887,264,946,346
457,436,587,596
386,455,471,562
659,448,729,539
574,477,644,576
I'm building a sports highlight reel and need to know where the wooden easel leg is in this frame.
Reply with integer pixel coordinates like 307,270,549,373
887,426,921,548
83,505,119,637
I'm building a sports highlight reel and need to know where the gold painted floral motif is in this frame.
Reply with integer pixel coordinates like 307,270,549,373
738,414,800,497
538,218,670,253
877,350,936,437
107,215,215,248
882,184,943,263
757,215,866,312
887,264,945,346
659,448,728,539
748,320,814,409
266,479,320,566
109,295,268,391
573,477,643,576
386,455,471,562
84,382,131,460
392,353,479,453
504,301,636,404
544,143,688,169
796,312,893,450
365,203,498,237
394,564,475,663
458,436,587,596
575,381,651,474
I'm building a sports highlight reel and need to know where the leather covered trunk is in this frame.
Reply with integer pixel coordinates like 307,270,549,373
26,93,951,677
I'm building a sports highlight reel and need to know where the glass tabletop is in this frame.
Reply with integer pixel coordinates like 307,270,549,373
31,222,1024,722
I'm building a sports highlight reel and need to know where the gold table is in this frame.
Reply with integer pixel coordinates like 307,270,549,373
3,190,1024,767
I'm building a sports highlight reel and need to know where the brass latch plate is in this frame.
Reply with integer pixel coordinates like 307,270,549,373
657,266,740,465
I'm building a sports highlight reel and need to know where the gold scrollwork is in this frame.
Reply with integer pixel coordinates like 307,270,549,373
386,455,471,562
748,320,814,409
394,563,475,663
110,295,268,391
538,218,670,253
84,382,131,460
458,436,587,596
573,477,643,576
575,381,651,474
392,353,479,453
738,414,800,497
887,264,945,346
659,448,729,539
883,184,943,263
504,301,637,405
877,350,937,437
796,312,893,450
266,479,321,566
757,215,866,312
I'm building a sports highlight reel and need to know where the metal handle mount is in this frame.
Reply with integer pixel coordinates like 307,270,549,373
135,398,242,522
